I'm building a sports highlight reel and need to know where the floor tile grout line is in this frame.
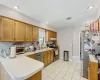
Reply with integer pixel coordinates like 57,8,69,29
52,61,68,80
53,61,72,80
71,63,81,80
62,62,75,80
44,60,66,80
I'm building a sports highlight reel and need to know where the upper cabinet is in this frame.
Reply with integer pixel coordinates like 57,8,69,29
0,16,57,42
48,30,57,41
33,26,39,42
15,21,26,41
25,24,33,41
0,17,14,41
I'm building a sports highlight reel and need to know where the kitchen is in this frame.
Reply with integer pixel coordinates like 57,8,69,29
0,0,100,80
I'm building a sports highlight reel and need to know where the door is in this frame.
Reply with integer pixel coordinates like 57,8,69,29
25,24,33,41
15,21,26,41
33,26,39,41
0,17,14,41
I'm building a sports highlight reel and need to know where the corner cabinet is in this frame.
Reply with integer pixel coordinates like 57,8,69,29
0,17,15,41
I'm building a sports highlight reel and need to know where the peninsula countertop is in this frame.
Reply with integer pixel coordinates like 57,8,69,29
0,56,44,80
89,54,98,63
0,48,54,80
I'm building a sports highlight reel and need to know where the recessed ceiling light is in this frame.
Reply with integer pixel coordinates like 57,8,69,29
14,5,19,9
46,22,48,24
87,5,94,10
86,21,89,24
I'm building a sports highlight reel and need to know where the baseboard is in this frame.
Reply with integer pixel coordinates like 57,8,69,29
72,56,81,63
59,57,72,61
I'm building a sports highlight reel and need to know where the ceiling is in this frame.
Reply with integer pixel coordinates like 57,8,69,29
0,0,100,29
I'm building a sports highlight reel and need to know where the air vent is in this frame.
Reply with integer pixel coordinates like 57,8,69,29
66,17,72,20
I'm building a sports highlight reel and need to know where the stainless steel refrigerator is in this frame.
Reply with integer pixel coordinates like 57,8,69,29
81,31,100,78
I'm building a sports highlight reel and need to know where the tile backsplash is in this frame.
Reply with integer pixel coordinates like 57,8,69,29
0,42,34,54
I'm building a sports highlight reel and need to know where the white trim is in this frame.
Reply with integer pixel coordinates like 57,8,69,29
72,56,81,63
59,57,72,61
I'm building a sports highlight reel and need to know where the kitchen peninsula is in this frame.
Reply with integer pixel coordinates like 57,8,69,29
0,48,54,80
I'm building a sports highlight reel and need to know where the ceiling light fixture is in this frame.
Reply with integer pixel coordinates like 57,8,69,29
86,21,89,24
87,5,94,10
14,5,19,9
46,22,48,24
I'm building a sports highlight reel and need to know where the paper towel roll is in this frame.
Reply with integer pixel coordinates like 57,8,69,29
10,46,16,58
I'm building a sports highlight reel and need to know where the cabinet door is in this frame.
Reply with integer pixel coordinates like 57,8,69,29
33,26,39,41
43,51,48,67
48,30,51,41
26,71,41,80
15,21,26,41
99,20,100,31
48,50,51,64
50,50,54,63
27,54,34,59
25,24,33,41
54,32,57,38
90,62,98,80
0,17,14,41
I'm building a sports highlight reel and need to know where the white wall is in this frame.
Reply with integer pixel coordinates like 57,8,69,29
57,26,84,60
0,4,56,32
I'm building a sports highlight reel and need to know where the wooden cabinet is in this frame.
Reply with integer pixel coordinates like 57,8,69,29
48,50,51,64
27,54,34,59
0,17,14,41
88,59,98,80
25,24,33,41
15,21,26,41
53,32,57,38
43,51,48,67
50,50,54,63
33,26,39,41
43,50,54,67
48,30,57,41
26,71,42,80
99,20,100,31
0,16,57,42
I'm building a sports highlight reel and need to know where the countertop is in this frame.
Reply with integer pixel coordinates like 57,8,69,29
89,54,98,63
19,48,54,56
0,48,53,80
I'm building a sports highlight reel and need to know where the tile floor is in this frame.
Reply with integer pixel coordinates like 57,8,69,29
42,59,87,80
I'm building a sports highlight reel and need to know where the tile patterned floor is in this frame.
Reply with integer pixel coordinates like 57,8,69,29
42,59,87,80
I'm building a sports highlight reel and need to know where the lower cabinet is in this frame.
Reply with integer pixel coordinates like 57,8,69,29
43,51,48,67
43,50,54,67
26,71,42,80
27,54,34,59
88,59,98,80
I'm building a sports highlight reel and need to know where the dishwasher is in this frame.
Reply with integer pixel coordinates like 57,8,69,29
34,52,43,62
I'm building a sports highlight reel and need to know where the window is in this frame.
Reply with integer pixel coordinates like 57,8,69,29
39,28,45,45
